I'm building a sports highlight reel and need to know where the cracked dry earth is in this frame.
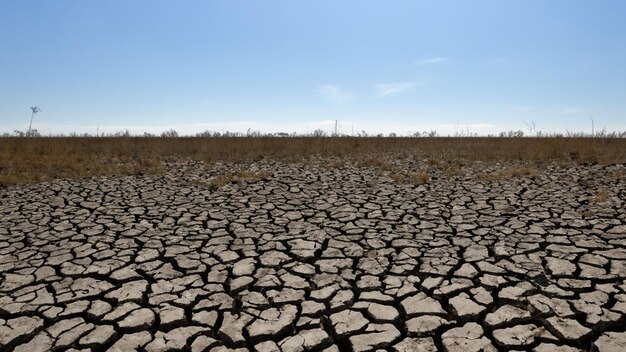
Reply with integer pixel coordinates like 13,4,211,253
1,159,626,352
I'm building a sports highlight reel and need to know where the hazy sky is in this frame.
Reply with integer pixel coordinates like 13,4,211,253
1,0,625,135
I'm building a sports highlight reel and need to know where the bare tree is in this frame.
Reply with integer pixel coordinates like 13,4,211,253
312,129,327,137
160,129,179,138
29,106,41,135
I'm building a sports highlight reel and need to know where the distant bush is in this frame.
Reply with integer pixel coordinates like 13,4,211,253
499,130,525,138
113,130,131,137
160,129,179,138
311,129,327,137
12,129,41,137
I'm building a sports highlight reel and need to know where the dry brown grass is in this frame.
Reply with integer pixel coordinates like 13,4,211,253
357,156,433,186
327,159,346,169
477,166,539,182
426,158,441,167
509,166,539,178
609,170,625,180
392,171,430,185
591,188,611,204
1,137,625,186
205,169,270,190
358,157,395,171
0,138,164,186
444,166,463,176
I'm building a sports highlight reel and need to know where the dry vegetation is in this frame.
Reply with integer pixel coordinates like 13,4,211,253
477,166,539,182
1,137,625,186
392,171,431,186
591,188,611,204
203,169,271,190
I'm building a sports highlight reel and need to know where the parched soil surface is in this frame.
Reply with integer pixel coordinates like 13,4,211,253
1,158,626,352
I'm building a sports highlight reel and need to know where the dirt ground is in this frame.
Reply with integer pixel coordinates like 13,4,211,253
1,157,625,351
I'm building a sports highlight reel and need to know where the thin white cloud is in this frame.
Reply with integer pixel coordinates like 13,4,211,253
376,82,414,97
413,57,449,65
317,84,352,104
559,107,583,114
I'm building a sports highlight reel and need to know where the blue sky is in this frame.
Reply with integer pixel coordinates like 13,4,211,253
1,0,625,135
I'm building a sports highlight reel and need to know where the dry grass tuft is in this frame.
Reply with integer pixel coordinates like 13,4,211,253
328,159,346,169
609,170,625,180
477,173,502,182
206,174,231,189
233,169,271,182
392,171,430,185
131,158,164,175
444,166,463,176
206,169,270,190
426,159,441,167
0,173,20,186
409,171,430,185
508,166,539,178
358,157,395,171
591,188,610,204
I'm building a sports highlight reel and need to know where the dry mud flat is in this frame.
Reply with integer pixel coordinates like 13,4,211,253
1,158,625,352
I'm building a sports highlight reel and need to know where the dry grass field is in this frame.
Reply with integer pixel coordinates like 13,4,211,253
1,137,625,186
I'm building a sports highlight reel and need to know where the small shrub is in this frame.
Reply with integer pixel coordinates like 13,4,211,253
161,129,179,138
